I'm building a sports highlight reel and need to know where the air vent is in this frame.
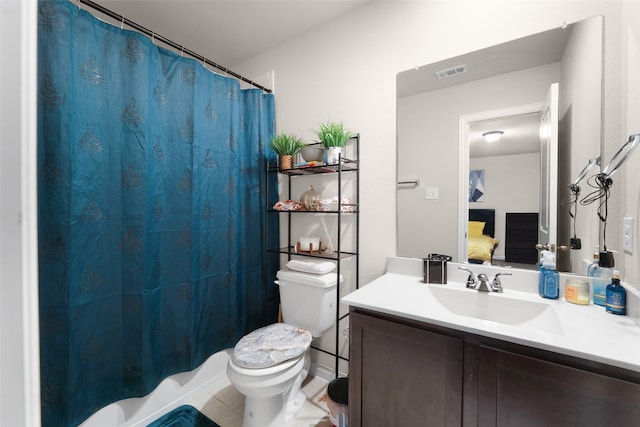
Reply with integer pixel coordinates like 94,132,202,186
435,64,468,80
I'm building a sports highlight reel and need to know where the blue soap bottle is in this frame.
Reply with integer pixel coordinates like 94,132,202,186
606,270,626,315
538,250,559,299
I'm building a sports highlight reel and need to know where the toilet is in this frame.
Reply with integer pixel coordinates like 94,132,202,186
226,268,341,427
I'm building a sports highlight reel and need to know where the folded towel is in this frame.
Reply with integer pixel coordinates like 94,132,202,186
286,259,336,275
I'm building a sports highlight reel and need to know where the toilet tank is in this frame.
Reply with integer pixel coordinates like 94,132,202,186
276,270,342,337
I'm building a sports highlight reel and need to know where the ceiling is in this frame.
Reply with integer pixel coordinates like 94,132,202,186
396,25,571,98
91,0,371,68
469,113,542,159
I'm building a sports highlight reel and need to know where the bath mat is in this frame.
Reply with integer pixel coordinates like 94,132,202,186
146,405,220,427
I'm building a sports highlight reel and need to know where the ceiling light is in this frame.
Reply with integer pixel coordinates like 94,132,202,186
482,131,504,142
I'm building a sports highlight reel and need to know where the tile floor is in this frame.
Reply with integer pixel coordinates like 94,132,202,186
184,372,334,427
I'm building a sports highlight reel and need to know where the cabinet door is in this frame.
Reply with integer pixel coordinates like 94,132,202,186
478,346,640,427
350,311,463,427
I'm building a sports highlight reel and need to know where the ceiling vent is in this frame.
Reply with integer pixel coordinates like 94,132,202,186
435,64,468,80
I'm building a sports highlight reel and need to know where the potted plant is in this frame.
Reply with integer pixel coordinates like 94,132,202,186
269,133,306,170
315,121,356,164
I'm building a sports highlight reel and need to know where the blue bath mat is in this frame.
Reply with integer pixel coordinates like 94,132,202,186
146,405,220,427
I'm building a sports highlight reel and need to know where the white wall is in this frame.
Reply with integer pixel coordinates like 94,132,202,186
469,152,541,259
234,0,627,369
237,0,623,279
560,16,604,272
397,63,559,259
0,1,41,426
622,1,640,289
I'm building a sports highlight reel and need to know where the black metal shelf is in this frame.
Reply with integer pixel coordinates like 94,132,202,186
268,159,358,176
268,208,359,214
265,135,360,378
267,247,357,260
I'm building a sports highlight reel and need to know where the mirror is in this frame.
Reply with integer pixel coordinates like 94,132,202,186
397,16,603,273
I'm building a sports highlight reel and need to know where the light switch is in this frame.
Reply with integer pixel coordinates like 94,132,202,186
425,187,439,200
623,217,634,254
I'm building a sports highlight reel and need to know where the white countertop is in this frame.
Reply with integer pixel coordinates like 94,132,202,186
342,257,640,373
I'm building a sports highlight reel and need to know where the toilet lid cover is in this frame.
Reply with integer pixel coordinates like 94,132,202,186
232,323,312,369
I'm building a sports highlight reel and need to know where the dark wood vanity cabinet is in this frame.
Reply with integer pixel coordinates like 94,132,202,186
349,308,640,427
349,309,464,427
478,346,640,426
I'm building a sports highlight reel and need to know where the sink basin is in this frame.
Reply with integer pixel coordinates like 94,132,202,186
428,285,565,335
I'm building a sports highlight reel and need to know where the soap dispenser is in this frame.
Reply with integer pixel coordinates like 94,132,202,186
594,251,614,307
538,250,559,299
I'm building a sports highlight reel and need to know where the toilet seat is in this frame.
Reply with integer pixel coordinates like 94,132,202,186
228,352,304,377
232,323,312,369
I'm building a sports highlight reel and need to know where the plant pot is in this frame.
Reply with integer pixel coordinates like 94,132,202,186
326,147,343,165
300,146,324,163
279,155,293,170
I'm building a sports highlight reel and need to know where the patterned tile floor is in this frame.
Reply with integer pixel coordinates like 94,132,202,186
185,372,334,427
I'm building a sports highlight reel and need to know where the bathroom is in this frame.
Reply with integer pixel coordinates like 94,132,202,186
2,0,639,426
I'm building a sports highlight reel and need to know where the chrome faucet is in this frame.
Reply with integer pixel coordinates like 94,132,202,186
458,266,476,288
458,267,511,293
490,272,512,293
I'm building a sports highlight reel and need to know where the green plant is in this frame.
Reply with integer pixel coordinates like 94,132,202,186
315,121,355,148
269,133,306,156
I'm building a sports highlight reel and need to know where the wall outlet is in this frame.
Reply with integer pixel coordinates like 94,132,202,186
623,217,634,254
425,187,439,200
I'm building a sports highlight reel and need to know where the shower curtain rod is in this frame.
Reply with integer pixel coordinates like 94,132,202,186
77,0,273,93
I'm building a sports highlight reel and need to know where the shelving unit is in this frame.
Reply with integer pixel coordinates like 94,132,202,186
265,136,360,377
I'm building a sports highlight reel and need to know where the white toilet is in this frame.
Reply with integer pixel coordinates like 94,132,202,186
226,269,340,427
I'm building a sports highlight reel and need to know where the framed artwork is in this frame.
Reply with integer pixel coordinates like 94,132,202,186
469,169,485,202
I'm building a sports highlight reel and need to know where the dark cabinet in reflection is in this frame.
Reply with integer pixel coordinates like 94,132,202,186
505,212,538,264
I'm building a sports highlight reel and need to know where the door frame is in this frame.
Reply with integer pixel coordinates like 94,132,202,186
538,83,559,250
458,102,545,263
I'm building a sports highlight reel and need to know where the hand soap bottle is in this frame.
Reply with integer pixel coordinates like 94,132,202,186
588,252,604,306
587,252,599,277
595,252,614,307
538,250,559,299
606,270,626,315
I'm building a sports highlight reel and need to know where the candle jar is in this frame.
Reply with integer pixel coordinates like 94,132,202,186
299,236,320,253
565,278,590,305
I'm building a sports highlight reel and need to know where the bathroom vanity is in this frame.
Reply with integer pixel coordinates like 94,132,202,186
343,258,640,427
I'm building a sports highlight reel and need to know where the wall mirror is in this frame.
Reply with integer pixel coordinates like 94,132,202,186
396,15,603,273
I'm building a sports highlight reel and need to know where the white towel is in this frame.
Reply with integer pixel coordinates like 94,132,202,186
286,259,336,275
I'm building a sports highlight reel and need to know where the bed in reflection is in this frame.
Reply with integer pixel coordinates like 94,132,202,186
468,209,498,264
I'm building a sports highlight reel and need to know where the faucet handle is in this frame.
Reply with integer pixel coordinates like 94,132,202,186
491,272,512,292
458,266,476,288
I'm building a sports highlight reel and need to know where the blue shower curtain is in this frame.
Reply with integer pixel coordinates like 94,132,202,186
37,1,278,425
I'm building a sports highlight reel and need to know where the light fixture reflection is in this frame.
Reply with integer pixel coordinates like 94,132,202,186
482,131,504,142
